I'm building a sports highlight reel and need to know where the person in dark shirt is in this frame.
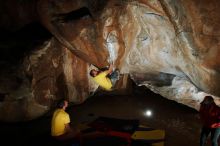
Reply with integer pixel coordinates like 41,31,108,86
199,96,220,146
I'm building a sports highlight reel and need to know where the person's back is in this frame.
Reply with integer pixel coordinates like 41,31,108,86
199,97,220,128
199,96,220,146
90,64,120,91
92,71,112,91
51,99,80,141
51,108,70,136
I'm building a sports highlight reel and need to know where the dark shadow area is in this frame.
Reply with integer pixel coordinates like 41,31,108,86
0,93,5,102
53,7,93,23
0,22,52,104
0,22,52,65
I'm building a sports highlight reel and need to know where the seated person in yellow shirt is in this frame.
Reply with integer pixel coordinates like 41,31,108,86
51,99,80,141
89,63,120,91
51,99,107,145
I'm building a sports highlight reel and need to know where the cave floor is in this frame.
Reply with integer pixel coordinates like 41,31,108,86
0,86,204,146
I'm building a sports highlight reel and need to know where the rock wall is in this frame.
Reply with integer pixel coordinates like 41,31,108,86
0,0,220,121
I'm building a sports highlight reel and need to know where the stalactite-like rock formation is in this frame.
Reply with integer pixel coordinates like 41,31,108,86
0,0,220,121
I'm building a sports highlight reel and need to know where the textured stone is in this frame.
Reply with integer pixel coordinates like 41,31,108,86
0,0,220,121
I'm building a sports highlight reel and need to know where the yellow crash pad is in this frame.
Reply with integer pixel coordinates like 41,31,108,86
152,141,164,146
131,126,165,146
132,129,165,140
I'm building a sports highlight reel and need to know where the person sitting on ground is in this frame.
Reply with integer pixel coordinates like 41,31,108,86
51,99,80,141
199,96,220,146
89,63,120,91
51,99,107,146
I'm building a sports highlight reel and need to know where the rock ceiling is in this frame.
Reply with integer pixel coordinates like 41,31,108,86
0,0,220,121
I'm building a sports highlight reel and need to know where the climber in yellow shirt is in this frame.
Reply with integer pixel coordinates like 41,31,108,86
90,63,120,91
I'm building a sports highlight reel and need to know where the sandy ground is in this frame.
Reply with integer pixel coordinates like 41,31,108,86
0,86,202,146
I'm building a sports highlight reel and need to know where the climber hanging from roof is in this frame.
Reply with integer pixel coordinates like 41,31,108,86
89,63,120,91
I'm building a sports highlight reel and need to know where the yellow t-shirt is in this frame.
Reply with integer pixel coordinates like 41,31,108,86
51,109,70,136
93,71,112,91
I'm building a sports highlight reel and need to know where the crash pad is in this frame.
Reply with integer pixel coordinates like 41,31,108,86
84,117,165,146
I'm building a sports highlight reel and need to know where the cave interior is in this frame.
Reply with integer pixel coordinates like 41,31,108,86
1,0,220,146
